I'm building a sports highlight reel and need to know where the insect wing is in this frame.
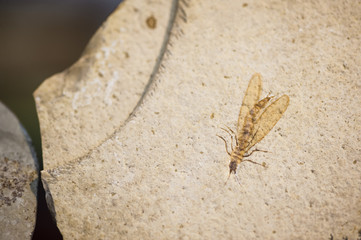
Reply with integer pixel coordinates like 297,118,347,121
245,95,289,152
237,73,262,135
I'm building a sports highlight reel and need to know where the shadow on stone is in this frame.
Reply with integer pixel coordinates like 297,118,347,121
32,179,62,240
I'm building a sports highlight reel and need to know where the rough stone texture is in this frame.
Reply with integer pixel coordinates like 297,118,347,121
0,102,38,239
34,0,174,170
36,0,361,239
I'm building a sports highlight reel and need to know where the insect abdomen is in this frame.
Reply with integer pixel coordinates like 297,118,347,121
250,96,273,121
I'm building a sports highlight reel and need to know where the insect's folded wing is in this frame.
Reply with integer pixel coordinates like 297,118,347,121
246,95,290,152
237,73,262,134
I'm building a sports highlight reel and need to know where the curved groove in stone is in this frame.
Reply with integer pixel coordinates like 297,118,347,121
35,0,177,170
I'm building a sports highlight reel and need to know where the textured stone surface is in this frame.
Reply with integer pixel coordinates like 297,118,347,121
0,102,38,239
34,0,174,170
37,0,361,239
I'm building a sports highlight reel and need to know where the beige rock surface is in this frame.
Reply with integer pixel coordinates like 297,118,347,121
37,0,361,239
0,102,38,239
34,0,174,170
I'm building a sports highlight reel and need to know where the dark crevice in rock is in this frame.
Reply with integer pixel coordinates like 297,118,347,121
32,178,63,240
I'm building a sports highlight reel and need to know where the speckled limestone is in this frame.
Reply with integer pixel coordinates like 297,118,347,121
0,102,38,239
37,0,361,239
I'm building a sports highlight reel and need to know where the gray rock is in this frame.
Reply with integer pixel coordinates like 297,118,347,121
0,102,38,239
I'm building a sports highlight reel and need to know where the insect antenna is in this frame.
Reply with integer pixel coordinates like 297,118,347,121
234,174,242,186
224,171,231,185
224,171,242,187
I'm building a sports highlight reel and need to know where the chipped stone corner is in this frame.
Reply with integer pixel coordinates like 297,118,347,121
41,173,57,222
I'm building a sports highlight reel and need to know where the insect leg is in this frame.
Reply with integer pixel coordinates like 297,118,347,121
243,159,266,167
220,127,235,150
217,135,231,156
266,91,273,98
243,148,268,158
222,125,238,146
223,125,235,134
220,127,234,136
230,135,234,151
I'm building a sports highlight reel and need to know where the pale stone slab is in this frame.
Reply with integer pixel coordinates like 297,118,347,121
34,0,174,170
38,0,361,239
0,102,38,239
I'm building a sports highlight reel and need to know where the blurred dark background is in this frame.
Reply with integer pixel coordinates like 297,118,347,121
0,0,121,238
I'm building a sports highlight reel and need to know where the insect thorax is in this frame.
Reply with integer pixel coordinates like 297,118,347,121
230,148,245,164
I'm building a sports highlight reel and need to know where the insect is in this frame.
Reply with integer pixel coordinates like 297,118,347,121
217,73,289,182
